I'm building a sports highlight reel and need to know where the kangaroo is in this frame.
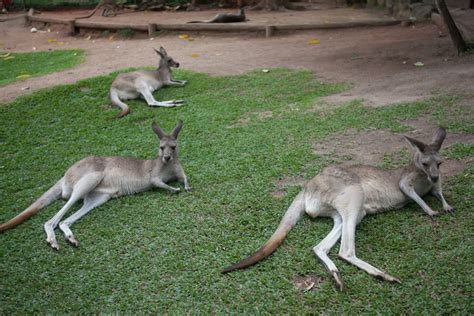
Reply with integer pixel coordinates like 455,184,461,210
76,0,120,19
0,120,192,250
110,47,186,118
187,8,246,23
222,128,454,290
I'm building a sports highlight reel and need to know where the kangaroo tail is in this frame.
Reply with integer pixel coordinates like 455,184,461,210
110,89,130,118
186,20,208,23
221,191,306,273
76,5,100,19
0,178,64,232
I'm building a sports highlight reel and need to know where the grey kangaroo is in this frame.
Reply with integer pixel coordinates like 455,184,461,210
0,121,192,250
222,128,454,290
187,8,246,23
76,0,120,19
110,47,186,118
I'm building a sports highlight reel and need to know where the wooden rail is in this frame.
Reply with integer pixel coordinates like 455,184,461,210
25,15,401,38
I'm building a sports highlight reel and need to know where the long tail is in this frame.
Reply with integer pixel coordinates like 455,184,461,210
221,191,306,273
75,5,100,19
0,178,64,232
186,20,209,23
110,89,130,118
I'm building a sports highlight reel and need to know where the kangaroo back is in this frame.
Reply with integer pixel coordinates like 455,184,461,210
222,191,305,273
0,178,63,232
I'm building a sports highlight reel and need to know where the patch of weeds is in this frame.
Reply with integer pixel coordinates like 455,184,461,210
117,28,135,39
445,143,474,160
0,49,85,86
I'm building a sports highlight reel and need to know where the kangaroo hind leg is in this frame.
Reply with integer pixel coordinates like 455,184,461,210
336,187,401,284
59,191,110,247
313,214,344,290
44,172,103,250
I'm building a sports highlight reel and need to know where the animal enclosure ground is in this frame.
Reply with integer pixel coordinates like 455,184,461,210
0,69,472,314
0,49,84,86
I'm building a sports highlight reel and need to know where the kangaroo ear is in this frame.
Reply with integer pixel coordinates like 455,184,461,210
154,48,163,58
404,135,426,153
171,120,183,139
431,127,446,151
159,47,167,56
152,121,165,139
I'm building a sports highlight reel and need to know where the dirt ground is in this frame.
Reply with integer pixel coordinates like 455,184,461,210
1,8,474,105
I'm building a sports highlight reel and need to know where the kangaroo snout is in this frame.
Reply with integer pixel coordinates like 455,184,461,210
430,175,439,183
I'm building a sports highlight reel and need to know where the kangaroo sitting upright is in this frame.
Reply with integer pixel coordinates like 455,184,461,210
0,120,192,250
110,47,187,118
222,128,454,290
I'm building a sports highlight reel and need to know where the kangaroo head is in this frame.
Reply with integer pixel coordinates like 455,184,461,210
404,127,446,183
155,47,180,69
152,120,183,163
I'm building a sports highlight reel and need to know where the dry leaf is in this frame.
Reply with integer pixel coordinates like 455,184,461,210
191,53,199,58
308,39,321,45
179,34,190,39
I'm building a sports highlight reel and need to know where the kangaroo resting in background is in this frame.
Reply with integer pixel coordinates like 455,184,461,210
187,8,246,23
110,47,186,118
0,120,192,250
76,0,120,19
222,128,454,290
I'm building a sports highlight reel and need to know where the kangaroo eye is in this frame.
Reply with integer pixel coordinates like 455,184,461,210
422,163,428,167
437,162,442,166
170,146,176,150
160,146,164,150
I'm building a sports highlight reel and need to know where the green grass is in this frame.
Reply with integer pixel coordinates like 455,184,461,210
0,49,85,86
0,69,472,314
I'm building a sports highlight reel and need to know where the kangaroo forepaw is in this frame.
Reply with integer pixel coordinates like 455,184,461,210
331,271,344,291
185,186,193,193
444,206,455,215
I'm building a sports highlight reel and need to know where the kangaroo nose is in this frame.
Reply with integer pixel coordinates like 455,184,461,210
176,62,180,68
164,156,171,162
431,176,439,183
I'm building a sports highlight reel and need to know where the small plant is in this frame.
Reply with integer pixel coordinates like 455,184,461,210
118,28,135,38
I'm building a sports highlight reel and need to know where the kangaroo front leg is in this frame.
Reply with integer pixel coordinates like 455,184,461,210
400,179,438,217
176,166,192,192
338,210,401,284
431,180,455,214
167,79,187,86
59,192,110,247
152,179,181,193
44,172,103,250
313,214,343,290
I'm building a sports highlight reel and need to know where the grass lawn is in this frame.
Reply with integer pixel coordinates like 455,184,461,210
0,69,472,314
0,49,85,86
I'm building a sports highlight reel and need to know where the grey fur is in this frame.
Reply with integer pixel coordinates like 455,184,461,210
110,47,187,118
222,128,454,291
0,121,192,250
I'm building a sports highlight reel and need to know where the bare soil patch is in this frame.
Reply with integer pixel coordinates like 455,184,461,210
312,118,473,174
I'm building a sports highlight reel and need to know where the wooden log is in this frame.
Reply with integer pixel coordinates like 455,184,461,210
67,20,78,35
28,15,71,24
265,25,275,38
148,23,157,37
74,21,148,31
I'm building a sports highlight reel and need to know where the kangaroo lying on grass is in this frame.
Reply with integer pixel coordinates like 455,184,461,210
187,8,246,23
222,128,454,290
110,47,187,118
0,120,192,250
